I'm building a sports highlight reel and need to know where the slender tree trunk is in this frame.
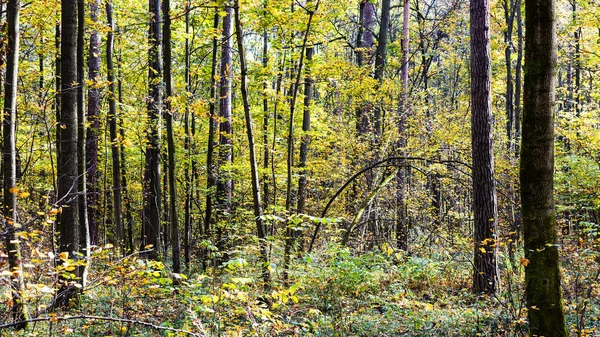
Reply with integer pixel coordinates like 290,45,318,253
296,45,313,215
87,0,101,246
163,0,181,273
521,0,567,333
471,0,500,294
514,0,523,150
234,0,271,287
106,0,124,255
58,0,80,259
372,0,390,137
142,0,162,259
285,2,317,211
204,9,220,261
216,4,234,253
76,0,90,286
355,0,375,134
184,2,192,270
283,0,318,283
396,0,410,251
504,0,516,149
262,6,270,207
3,0,28,328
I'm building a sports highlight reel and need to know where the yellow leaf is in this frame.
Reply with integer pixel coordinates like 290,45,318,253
519,257,530,267
19,192,30,198
59,252,69,260
479,247,486,254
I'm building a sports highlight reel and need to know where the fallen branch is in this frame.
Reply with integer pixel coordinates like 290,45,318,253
0,314,204,336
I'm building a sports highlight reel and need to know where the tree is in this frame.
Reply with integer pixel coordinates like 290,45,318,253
521,0,567,333
142,0,162,258
396,0,410,252
234,0,271,287
355,0,375,134
372,0,390,136
58,0,80,262
3,0,29,328
106,0,124,255
86,0,102,245
470,0,500,294
203,8,220,265
163,0,181,273
216,3,234,253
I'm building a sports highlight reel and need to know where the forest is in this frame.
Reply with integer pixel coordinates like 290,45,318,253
0,0,598,335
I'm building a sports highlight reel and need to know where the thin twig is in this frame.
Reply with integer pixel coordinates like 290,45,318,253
0,315,204,336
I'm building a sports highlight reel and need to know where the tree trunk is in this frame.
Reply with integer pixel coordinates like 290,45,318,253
234,0,271,287
204,9,220,261
296,44,313,215
262,7,270,207
58,0,80,259
142,0,162,259
76,0,90,286
521,0,567,333
216,4,234,254
163,0,181,273
106,0,124,255
470,0,500,294
372,0,390,136
396,0,410,252
184,2,192,270
3,0,28,328
283,0,318,283
86,0,101,246
355,0,375,134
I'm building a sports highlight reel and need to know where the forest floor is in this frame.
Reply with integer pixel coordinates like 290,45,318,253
2,233,600,336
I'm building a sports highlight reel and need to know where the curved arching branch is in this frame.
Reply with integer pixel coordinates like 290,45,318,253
308,156,472,252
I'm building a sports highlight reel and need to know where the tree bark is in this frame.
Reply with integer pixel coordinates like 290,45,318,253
234,0,271,287
204,9,220,260
58,0,80,258
396,0,410,252
3,0,28,328
163,0,181,273
183,2,192,270
76,0,90,286
106,0,124,255
470,0,500,294
521,0,567,333
86,0,101,246
372,0,390,136
142,0,162,259
216,4,234,253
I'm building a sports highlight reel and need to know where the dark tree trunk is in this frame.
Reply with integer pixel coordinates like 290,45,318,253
283,0,318,283
396,0,410,252
106,0,124,255
262,7,270,207
355,0,375,134
514,0,523,150
3,0,28,328
521,0,567,333
504,0,516,149
87,0,101,246
163,0,181,273
372,0,390,136
204,9,220,257
142,0,162,259
184,2,192,270
470,0,500,294
216,4,234,251
234,0,271,287
58,0,80,257
76,0,90,283
296,45,313,215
